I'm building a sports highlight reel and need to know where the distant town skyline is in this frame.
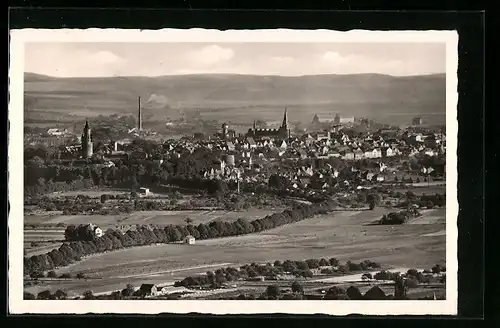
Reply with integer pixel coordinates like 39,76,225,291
25,42,446,78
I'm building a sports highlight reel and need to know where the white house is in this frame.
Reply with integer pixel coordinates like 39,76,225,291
184,235,196,245
343,151,355,160
94,227,104,238
47,128,67,136
139,187,150,196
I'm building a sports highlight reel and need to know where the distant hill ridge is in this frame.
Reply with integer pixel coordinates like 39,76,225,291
23,72,446,124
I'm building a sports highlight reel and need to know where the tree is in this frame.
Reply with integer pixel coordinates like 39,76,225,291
83,290,94,300
122,284,135,297
329,258,340,267
37,290,53,300
431,264,442,274
24,292,36,300
100,194,109,204
367,193,381,210
47,270,57,278
185,217,193,225
266,285,280,298
319,258,329,267
346,286,363,300
76,272,85,279
361,273,373,280
291,281,303,294
54,289,68,300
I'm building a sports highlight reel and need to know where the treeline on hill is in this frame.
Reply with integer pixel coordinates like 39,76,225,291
64,224,101,241
174,259,381,288
379,208,421,225
24,145,226,197
24,199,338,277
395,191,446,208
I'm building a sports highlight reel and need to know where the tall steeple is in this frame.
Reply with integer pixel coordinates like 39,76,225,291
282,107,288,129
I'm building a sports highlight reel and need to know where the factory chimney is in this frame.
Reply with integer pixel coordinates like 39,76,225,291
138,96,142,131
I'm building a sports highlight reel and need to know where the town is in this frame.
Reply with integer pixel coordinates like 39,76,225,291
23,98,447,301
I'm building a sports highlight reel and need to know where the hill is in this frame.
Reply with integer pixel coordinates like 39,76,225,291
24,72,446,125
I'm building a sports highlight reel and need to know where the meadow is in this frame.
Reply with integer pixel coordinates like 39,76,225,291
25,207,446,297
24,208,281,229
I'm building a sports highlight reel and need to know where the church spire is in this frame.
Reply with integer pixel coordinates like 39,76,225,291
282,107,288,128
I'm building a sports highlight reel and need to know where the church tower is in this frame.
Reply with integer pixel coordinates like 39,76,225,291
81,120,93,159
280,107,290,138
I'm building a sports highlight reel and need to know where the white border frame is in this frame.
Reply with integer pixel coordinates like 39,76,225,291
8,28,459,315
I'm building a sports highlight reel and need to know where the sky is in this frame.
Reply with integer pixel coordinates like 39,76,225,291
25,42,446,77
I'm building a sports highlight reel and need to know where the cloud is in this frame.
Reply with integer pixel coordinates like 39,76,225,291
25,46,126,77
88,50,124,65
187,45,235,66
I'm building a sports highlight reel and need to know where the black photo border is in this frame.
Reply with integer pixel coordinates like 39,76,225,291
5,5,486,325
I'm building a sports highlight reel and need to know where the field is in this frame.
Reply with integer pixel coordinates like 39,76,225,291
24,207,446,297
24,208,281,230
393,185,446,196
24,229,65,256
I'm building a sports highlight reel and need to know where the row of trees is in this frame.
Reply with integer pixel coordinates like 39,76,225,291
174,258,381,288
24,199,338,277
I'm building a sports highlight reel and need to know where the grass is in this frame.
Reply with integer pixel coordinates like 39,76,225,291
24,209,281,229
27,207,446,296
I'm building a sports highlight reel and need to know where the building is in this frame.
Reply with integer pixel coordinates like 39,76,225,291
81,121,93,159
339,117,355,124
184,235,196,245
246,108,290,139
220,122,236,140
311,113,340,125
412,117,423,126
139,284,158,297
47,128,67,136
139,187,150,196
82,223,103,239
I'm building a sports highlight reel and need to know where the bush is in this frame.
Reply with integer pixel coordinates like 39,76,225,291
291,281,303,293
47,270,57,278
329,258,340,267
405,278,419,289
266,285,280,298
24,292,36,300
431,264,443,274
346,286,363,300
361,273,372,280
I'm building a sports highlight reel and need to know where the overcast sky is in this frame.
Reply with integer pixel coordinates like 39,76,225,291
25,42,446,77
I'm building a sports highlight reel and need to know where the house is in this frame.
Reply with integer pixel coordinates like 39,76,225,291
297,149,308,159
139,284,159,297
47,128,67,136
412,117,423,126
424,149,437,157
342,151,355,160
139,187,150,196
184,235,196,245
382,147,397,157
353,149,365,160
82,223,103,239
226,142,235,151
94,226,103,238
